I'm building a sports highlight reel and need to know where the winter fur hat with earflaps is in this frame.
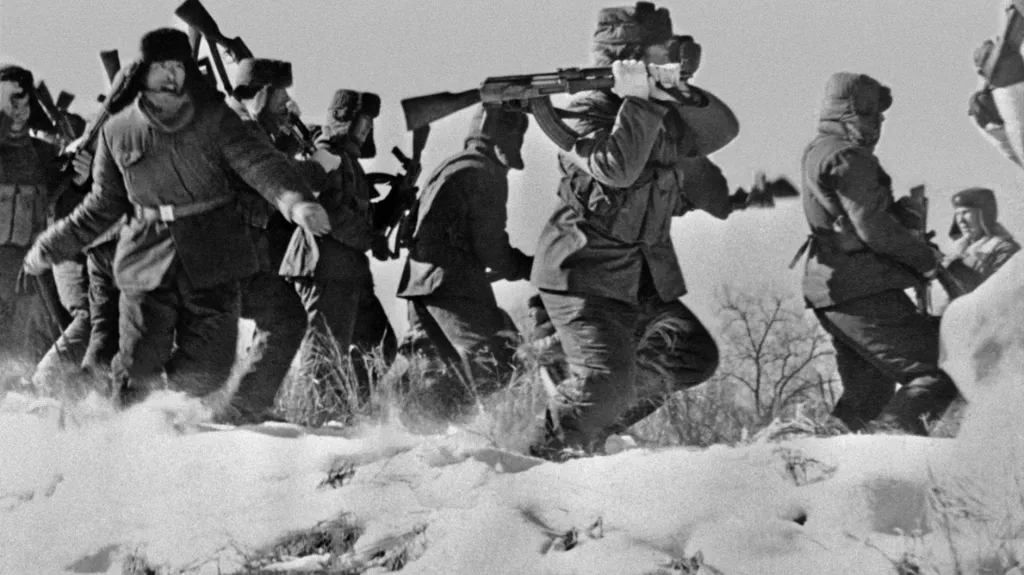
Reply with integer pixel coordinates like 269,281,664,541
818,72,892,123
321,89,381,158
465,105,529,170
0,65,53,133
949,187,1000,239
133,28,216,101
233,58,293,100
591,2,673,66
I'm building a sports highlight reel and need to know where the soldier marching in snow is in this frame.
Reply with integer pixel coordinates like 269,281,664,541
797,72,958,435
0,65,92,366
528,2,750,459
226,57,318,423
20,28,330,408
393,105,533,424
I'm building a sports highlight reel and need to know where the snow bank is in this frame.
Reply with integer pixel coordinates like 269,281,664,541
0,251,1022,574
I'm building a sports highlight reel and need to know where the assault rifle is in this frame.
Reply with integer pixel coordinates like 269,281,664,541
908,185,932,314
401,38,736,153
731,172,800,211
175,0,315,154
34,82,77,143
366,126,430,260
402,69,736,153
99,50,121,85
175,0,253,64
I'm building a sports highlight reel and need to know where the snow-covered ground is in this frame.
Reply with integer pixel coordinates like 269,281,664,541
3,256,1024,575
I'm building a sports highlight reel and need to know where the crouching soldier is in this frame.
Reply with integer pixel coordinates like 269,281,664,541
393,106,533,424
227,57,314,423
529,3,727,459
21,28,329,408
798,72,957,435
941,187,1019,298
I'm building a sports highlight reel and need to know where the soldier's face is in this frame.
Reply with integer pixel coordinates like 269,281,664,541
143,61,186,96
0,80,32,133
955,207,984,240
351,115,373,145
265,86,292,120
644,42,673,66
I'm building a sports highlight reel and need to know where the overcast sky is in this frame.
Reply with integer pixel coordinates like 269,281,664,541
1,1,1017,335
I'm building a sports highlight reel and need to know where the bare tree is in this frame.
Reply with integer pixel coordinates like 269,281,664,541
632,287,839,447
716,286,838,425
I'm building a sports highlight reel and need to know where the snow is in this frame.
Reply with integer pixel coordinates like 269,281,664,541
2,260,1023,574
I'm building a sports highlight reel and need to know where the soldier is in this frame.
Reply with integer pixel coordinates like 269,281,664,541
941,187,1020,297
0,65,90,367
21,28,330,408
798,72,957,435
528,3,730,459
31,114,96,395
316,89,397,394
394,106,533,423
284,90,379,405
226,57,315,423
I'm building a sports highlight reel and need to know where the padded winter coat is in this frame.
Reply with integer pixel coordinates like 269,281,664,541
531,90,730,304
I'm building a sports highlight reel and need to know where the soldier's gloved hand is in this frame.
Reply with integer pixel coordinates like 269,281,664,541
22,243,52,276
370,236,393,261
312,148,342,173
612,60,650,100
285,99,302,118
71,148,94,186
290,201,331,236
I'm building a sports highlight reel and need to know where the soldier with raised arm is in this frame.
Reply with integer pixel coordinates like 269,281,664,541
21,29,329,408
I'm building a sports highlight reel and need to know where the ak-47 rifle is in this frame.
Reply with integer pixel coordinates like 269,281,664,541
34,82,77,143
175,0,253,64
99,50,121,85
730,172,800,211
908,185,933,314
366,126,430,260
175,0,315,154
401,35,736,153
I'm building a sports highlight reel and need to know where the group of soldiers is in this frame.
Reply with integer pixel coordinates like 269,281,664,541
0,2,1021,461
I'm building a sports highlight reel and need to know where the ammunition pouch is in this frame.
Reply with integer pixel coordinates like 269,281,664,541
0,183,48,247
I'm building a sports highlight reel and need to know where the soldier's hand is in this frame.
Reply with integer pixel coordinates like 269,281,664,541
612,60,650,100
312,148,342,173
21,244,52,277
290,201,331,236
71,148,94,186
285,99,302,118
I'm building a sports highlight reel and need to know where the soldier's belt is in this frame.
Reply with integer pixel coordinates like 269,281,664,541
134,196,234,222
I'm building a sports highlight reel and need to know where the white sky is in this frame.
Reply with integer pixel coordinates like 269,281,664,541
2,0,1020,334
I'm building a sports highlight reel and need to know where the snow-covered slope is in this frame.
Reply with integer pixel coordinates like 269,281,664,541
1,257,1021,575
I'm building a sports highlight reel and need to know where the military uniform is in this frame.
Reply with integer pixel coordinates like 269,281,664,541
24,29,319,406
941,187,1020,297
285,90,379,403
396,107,533,420
529,3,723,457
226,58,314,422
0,65,72,364
799,72,957,435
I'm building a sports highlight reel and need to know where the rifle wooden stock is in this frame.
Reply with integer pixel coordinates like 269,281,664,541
56,91,74,111
175,0,254,62
401,89,481,132
909,184,932,314
99,50,120,85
